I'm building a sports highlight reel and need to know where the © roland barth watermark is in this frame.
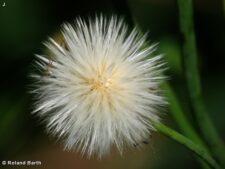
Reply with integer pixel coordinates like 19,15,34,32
1,160,41,166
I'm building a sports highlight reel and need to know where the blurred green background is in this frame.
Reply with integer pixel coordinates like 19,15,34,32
0,0,225,168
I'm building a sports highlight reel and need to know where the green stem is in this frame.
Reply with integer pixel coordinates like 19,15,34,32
164,83,208,149
177,0,225,166
164,83,210,169
152,121,222,169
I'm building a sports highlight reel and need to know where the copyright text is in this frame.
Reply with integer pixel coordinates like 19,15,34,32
1,160,41,166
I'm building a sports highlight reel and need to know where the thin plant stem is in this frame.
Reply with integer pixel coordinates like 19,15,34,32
152,121,222,169
164,83,207,149
164,83,210,169
177,0,225,166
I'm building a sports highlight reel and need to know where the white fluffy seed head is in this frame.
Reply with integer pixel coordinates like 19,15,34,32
31,16,165,158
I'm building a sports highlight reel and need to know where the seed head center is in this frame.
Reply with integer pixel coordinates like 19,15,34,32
86,70,113,94
92,75,112,91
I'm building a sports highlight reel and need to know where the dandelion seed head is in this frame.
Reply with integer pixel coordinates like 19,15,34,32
32,16,165,158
